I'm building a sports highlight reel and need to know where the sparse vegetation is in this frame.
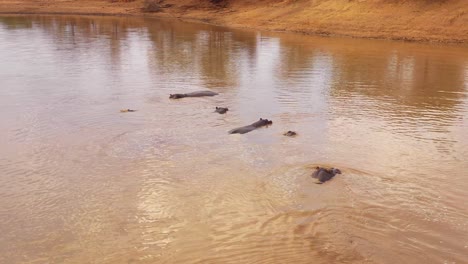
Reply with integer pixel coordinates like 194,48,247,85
143,0,161,12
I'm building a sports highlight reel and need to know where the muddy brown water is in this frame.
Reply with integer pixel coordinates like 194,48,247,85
0,15,467,264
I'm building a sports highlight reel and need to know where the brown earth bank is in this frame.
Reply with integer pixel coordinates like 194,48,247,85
0,0,467,43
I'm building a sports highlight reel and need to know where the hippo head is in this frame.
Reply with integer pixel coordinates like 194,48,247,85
169,94,184,99
259,118,273,125
215,107,228,113
330,168,342,175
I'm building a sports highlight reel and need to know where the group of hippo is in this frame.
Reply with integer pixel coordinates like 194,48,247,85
169,91,277,135
123,90,342,183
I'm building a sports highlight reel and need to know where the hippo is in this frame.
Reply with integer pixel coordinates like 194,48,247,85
169,91,218,99
311,167,342,184
215,107,229,114
283,131,297,137
120,109,137,112
229,118,273,134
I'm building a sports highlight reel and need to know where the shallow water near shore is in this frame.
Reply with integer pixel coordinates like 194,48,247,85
0,15,468,264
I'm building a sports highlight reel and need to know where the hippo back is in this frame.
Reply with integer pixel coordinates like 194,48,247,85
229,118,272,134
317,170,335,182
186,91,218,97
312,167,340,183
228,126,255,134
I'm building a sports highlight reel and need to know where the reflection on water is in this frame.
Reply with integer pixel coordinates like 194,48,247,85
0,15,468,264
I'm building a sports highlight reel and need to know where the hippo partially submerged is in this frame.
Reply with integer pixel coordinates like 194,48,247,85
229,118,273,134
283,131,297,137
311,167,342,184
169,91,218,99
215,107,229,114
120,109,137,113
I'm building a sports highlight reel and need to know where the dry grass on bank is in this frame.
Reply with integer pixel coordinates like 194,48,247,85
0,0,466,43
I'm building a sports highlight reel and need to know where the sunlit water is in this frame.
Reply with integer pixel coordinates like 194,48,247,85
0,15,468,264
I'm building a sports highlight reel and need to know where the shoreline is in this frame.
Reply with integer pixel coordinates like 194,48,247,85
0,0,467,44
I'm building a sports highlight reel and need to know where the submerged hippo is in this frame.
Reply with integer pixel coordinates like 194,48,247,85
283,131,297,137
215,107,229,114
169,91,218,99
229,118,273,134
120,109,137,113
311,167,342,184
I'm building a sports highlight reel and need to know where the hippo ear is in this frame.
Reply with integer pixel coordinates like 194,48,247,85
216,107,219,109
260,118,263,120
316,166,320,170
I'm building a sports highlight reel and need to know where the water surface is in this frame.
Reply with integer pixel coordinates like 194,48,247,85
0,15,468,264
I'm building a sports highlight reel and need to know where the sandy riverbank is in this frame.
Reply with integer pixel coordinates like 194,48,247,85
0,0,467,43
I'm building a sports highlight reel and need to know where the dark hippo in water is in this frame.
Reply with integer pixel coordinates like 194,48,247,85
215,107,229,114
229,118,273,134
283,131,297,137
169,91,218,99
311,167,342,184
